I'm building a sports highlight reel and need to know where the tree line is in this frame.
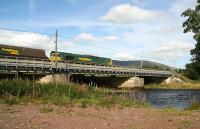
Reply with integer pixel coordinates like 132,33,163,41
182,0,200,80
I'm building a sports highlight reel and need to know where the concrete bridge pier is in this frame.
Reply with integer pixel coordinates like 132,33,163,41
38,74,71,84
118,77,144,89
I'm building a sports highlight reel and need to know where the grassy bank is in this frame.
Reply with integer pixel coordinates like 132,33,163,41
144,82,200,89
0,79,148,108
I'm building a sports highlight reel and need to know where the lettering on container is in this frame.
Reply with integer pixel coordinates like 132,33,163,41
1,48,19,55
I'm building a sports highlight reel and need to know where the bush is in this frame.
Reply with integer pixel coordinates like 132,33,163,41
185,64,200,80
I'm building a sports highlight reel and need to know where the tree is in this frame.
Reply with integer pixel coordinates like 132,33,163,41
182,0,200,80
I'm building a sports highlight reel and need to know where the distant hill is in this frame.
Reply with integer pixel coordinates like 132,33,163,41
112,60,172,70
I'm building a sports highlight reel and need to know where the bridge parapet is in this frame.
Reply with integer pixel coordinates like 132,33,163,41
0,56,172,77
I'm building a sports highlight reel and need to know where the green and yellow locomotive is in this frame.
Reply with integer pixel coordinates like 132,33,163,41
50,51,112,66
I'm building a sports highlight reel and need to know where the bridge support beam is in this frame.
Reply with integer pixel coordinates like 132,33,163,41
118,77,144,88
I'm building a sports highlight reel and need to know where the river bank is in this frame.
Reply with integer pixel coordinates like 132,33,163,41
1,80,200,128
0,103,200,129
144,82,200,89
0,79,148,108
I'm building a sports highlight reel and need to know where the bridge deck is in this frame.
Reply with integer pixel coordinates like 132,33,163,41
0,57,172,77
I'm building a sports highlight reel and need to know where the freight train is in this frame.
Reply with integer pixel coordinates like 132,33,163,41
0,44,112,66
50,51,112,65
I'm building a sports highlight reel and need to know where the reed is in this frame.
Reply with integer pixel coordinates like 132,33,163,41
0,79,144,108
187,97,200,110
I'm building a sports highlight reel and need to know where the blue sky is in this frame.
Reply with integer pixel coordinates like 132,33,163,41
0,0,197,68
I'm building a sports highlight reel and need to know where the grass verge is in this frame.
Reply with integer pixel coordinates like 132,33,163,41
144,82,200,89
0,79,147,108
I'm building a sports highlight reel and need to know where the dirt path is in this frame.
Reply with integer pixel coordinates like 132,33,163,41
0,104,200,129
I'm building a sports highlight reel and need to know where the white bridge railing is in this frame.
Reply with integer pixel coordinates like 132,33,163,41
0,56,172,77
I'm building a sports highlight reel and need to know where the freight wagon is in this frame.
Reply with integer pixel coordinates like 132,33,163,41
0,44,48,59
50,51,112,65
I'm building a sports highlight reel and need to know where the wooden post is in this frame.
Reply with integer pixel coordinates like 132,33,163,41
15,72,19,80
33,74,35,81
67,74,70,84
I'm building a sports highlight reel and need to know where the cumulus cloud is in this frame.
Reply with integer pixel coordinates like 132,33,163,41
75,33,119,42
0,30,51,49
149,41,194,60
58,41,76,52
75,33,96,41
0,30,78,57
104,35,119,41
101,4,164,24
112,53,138,60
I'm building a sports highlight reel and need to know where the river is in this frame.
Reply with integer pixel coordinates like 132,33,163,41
118,89,200,109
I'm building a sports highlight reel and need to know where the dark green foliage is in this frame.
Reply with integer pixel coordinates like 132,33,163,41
182,0,200,80
185,64,200,80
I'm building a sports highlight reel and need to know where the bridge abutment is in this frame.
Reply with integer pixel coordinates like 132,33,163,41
38,74,71,84
118,77,144,88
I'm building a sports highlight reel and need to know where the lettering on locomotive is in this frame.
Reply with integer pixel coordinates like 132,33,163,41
78,57,92,61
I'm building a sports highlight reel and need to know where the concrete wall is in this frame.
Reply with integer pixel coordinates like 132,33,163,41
118,77,144,88
38,74,70,84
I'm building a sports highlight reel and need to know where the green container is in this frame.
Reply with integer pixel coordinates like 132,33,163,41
50,51,112,65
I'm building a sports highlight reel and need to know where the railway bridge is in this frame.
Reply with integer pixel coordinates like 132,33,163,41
0,56,173,88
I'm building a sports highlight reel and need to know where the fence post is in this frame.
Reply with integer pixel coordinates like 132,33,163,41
6,56,8,68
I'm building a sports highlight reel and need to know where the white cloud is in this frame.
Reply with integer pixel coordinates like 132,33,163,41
75,32,119,42
0,29,54,56
104,35,119,42
0,30,51,49
75,33,96,41
112,53,138,61
149,41,194,60
58,41,76,52
0,30,77,57
101,4,164,24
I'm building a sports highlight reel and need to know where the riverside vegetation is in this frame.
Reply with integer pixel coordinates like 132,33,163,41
0,79,199,111
0,79,148,108
145,73,200,89
144,82,200,89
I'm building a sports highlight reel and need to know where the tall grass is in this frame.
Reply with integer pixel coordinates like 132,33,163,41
0,79,140,108
187,97,200,110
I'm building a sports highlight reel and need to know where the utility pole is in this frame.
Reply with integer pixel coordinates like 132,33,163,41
55,30,58,66
173,59,176,73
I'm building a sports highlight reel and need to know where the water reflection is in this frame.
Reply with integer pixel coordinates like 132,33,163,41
117,89,200,109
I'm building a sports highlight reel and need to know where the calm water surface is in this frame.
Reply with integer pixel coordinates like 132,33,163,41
120,89,200,109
